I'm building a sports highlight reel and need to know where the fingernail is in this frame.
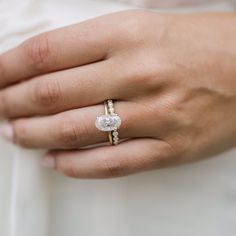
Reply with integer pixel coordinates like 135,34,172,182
42,154,56,169
0,123,13,142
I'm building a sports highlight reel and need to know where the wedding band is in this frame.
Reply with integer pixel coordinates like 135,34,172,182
95,99,121,145
104,101,114,144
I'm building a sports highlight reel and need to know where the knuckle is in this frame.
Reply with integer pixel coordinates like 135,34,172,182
59,115,91,146
120,15,143,42
134,63,158,85
130,61,172,91
152,140,180,168
59,117,80,145
22,33,51,72
102,159,125,178
33,78,62,108
109,11,147,49
123,60,162,92
117,10,154,44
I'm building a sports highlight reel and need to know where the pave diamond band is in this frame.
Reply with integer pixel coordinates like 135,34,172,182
95,100,121,145
106,100,120,145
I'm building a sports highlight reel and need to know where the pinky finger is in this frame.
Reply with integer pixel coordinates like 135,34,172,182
42,138,176,179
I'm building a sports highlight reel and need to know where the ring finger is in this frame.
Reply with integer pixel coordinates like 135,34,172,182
0,59,125,119
1,101,148,149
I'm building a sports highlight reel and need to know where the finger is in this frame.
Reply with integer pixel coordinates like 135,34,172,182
42,138,176,179
2,101,144,149
0,14,115,87
0,59,123,118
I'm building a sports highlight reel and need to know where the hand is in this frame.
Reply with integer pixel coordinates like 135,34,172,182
0,10,236,178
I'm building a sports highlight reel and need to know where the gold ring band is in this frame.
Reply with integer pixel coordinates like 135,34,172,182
104,101,113,144
104,100,120,145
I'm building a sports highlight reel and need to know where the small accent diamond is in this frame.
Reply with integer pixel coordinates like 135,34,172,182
113,137,119,141
109,108,115,114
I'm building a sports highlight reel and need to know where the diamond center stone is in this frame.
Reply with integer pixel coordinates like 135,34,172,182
95,114,121,132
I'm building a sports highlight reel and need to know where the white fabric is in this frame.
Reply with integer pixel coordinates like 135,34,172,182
0,1,236,236
113,0,236,8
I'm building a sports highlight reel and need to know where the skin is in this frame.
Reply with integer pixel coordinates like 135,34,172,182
0,10,236,178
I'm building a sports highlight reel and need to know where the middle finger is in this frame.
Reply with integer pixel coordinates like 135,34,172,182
0,59,124,118
8,101,142,149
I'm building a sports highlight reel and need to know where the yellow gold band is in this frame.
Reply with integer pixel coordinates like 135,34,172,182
104,101,113,145
104,100,119,145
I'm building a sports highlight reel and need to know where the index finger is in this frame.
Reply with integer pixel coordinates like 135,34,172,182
0,13,115,88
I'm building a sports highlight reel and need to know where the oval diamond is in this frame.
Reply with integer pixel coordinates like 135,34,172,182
95,114,121,132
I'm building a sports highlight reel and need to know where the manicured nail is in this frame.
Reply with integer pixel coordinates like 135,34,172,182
42,154,56,169
0,123,13,142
